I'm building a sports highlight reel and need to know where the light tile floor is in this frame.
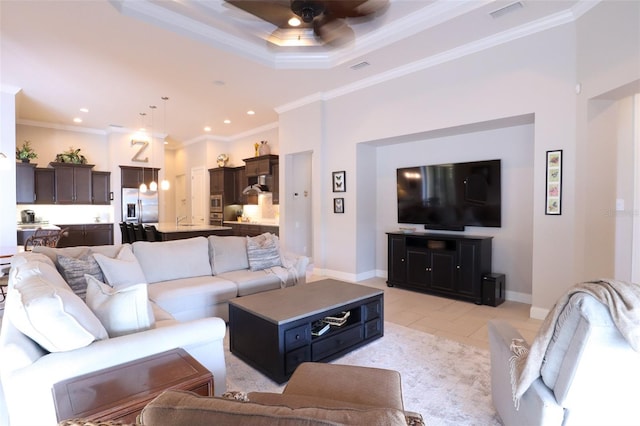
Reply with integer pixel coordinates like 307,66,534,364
312,276,543,351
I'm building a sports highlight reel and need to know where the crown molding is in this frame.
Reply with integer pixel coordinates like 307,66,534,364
277,2,593,113
17,119,108,135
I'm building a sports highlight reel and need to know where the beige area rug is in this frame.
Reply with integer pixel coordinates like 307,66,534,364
225,321,502,426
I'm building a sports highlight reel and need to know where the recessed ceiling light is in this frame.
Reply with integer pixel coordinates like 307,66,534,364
73,117,82,123
288,17,301,27
79,108,89,113
247,110,255,115
223,119,231,124
204,126,212,132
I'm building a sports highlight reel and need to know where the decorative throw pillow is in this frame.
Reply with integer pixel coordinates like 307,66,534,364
85,275,155,337
9,274,108,352
246,233,283,272
57,254,104,300
93,245,147,289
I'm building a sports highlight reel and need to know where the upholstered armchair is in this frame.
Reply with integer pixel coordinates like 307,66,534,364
488,290,640,426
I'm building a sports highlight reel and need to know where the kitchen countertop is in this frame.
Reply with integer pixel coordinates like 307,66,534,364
154,222,233,233
223,221,279,227
152,222,233,241
17,223,60,231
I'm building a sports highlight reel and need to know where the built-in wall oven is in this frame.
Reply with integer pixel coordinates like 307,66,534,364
210,194,223,226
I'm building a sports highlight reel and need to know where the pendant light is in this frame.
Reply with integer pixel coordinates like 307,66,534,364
148,105,158,192
139,112,148,193
160,96,170,191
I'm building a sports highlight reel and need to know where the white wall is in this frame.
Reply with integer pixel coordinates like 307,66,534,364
0,88,18,249
573,1,640,290
374,122,534,300
278,23,577,314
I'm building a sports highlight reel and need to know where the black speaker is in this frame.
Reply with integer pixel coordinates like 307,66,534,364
482,273,505,307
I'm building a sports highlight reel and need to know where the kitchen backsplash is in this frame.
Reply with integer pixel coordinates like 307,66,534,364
16,205,115,225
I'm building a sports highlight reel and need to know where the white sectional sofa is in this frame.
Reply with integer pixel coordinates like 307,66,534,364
0,234,309,426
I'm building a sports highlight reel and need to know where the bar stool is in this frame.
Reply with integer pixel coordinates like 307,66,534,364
119,222,130,243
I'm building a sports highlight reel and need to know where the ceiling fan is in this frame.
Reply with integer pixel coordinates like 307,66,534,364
225,0,389,46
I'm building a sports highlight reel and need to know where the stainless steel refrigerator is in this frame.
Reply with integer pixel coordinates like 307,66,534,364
122,188,158,223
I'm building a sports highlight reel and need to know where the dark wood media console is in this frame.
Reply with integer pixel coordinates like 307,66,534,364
387,232,492,304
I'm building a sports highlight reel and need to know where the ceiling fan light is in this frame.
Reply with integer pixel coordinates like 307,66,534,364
288,17,301,27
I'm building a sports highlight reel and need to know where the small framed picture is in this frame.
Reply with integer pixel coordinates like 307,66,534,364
333,197,344,214
332,171,346,192
545,150,562,215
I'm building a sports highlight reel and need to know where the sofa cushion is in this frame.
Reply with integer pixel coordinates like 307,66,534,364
132,237,212,283
56,254,104,300
208,235,249,275
93,246,147,289
217,269,282,297
85,275,155,337
10,252,56,270
246,233,282,272
9,273,108,352
10,259,69,290
140,389,408,426
147,276,238,314
540,293,618,403
33,244,125,264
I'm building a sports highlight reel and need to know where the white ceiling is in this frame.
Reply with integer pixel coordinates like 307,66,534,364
0,0,590,147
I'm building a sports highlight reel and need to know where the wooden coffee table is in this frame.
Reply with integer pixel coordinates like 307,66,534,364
229,279,384,383
53,348,213,423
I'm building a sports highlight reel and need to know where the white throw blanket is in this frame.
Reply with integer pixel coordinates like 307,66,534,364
509,279,640,408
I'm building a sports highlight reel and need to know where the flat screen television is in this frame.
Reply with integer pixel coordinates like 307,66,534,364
396,159,501,231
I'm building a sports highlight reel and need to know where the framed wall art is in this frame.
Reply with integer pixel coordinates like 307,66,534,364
332,171,346,192
545,150,562,215
333,198,344,214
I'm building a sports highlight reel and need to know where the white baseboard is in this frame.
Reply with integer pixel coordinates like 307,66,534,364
505,290,531,304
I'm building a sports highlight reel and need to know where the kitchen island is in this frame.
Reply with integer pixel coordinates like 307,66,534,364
154,223,233,241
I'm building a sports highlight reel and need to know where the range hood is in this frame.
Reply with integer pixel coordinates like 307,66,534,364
243,175,269,194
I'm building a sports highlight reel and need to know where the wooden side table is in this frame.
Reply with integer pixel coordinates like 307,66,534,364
53,348,213,423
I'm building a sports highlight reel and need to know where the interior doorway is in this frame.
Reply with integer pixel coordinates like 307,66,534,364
633,94,640,282
191,166,206,225
288,151,313,259
175,174,187,221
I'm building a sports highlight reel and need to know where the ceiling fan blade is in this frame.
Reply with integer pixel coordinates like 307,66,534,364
226,0,298,28
313,17,354,46
323,0,389,18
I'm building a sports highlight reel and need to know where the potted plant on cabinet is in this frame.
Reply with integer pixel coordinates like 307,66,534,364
16,140,37,163
54,147,88,164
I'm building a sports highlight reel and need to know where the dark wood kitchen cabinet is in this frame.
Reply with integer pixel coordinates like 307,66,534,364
243,155,278,177
120,166,159,188
50,163,93,204
91,171,111,205
35,168,56,204
266,163,279,204
16,162,36,204
233,166,247,205
386,232,492,304
56,223,113,247
209,167,235,196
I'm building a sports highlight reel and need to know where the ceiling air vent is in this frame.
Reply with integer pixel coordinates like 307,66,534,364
489,1,524,19
350,61,370,71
